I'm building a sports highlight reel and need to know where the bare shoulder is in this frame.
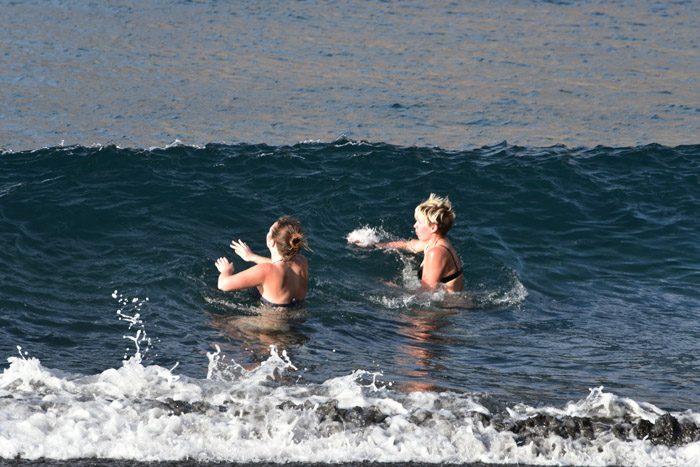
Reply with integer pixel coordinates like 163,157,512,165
425,244,450,261
253,262,275,275
293,255,309,271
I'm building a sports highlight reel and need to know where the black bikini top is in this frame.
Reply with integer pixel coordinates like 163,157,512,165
417,244,463,283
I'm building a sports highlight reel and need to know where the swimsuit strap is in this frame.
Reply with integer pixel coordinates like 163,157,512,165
437,244,459,266
437,244,463,283
417,243,463,283
248,287,304,309
260,295,304,309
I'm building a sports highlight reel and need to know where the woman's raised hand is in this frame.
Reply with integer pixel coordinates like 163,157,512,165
215,257,234,274
230,239,254,262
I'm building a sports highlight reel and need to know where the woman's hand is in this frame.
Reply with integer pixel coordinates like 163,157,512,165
231,239,254,261
353,240,377,248
215,257,234,275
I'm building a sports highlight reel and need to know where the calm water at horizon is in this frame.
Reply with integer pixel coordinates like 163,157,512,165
2,0,698,151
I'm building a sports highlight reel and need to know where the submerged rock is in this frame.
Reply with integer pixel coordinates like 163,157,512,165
639,413,700,446
278,398,388,432
315,399,388,428
492,411,700,447
158,398,227,416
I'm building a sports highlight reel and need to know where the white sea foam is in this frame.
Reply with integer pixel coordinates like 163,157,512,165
1,292,696,464
1,348,699,465
508,386,665,423
206,343,297,384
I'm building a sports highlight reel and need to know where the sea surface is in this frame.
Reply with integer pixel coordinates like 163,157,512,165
1,1,700,466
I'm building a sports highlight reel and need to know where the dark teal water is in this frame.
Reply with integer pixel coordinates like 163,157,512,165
2,141,699,410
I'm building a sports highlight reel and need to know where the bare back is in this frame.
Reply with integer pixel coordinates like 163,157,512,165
259,255,308,304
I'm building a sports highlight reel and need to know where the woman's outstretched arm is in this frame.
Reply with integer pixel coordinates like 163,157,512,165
215,257,269,291
374,239,425,253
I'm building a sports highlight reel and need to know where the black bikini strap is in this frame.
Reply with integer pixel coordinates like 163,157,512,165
438,244,459,269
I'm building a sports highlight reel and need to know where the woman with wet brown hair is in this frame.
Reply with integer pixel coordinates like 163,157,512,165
215,216,309,307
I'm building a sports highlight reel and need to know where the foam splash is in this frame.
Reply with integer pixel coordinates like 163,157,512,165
369,289,445,310
467,268,528,310
346,225,385,247
366,249,447,308
206,343,297,384
1,293,697,464
510,386,665,422
1,349,699,464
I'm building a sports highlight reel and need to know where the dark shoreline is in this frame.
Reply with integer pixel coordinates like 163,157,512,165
0,462,546,467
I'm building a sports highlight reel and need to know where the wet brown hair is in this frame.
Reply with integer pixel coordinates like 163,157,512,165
270,215,308,260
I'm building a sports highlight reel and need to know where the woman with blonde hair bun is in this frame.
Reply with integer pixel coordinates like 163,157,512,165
360,194,463,292
215,216,309,307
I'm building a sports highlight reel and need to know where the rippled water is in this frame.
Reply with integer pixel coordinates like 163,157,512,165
1,141,699,464
2,0,699,151
2,0,700,465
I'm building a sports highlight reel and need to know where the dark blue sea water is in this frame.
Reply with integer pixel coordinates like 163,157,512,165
1,141,699,464
1,0,699,465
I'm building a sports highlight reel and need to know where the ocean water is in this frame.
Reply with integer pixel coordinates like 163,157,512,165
1,141,699,466
2,0,699,151
2,1,700,466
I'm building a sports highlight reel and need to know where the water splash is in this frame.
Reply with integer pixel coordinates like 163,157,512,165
206,344,298,384
346,225,386,247
113,290,152,365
